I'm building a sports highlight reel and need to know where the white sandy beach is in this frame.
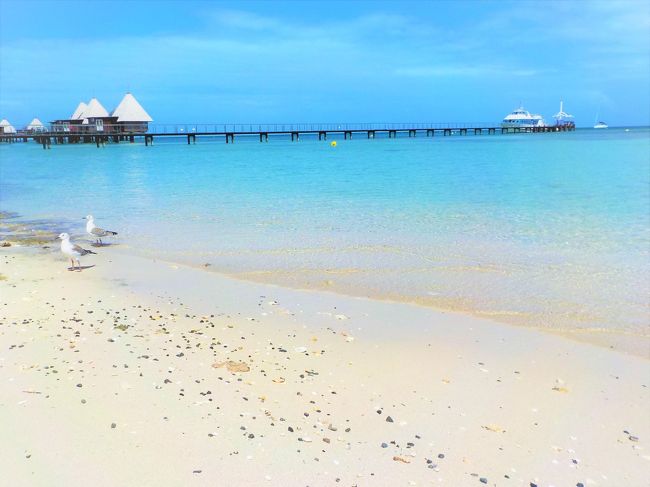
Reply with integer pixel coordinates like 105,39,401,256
1,244,649,486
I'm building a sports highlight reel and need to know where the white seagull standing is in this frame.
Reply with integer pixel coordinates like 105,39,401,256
85,215,118,245
58,232,96,271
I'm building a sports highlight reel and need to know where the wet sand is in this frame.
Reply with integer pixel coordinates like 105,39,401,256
1,246,649,486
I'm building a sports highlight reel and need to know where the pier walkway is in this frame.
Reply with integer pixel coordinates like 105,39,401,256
0,122,576,149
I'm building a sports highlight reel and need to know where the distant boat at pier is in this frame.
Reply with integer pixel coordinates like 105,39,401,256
501,106,545,128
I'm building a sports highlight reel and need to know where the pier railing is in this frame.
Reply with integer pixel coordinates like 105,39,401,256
1,121,576,148
145,122,498,134
30,122,500,136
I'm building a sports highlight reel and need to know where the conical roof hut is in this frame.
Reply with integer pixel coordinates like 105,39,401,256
70,102,87,120
83,98,109,118
27,118,45,131
111,93,153,122
0,118,17,134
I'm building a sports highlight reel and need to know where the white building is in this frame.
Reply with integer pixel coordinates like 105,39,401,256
111,93,153,133
82,98,111,132
26,118,46,132
52,93,152,134
0,119,17,134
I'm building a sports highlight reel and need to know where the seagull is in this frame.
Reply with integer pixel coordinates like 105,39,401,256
85,215,118,245
58,233,96,271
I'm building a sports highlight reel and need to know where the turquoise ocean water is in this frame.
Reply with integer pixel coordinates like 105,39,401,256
1,129,649,338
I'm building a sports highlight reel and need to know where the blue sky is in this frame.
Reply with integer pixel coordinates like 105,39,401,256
1,0,649,126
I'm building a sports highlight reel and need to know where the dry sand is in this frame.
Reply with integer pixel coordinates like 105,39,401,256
1,245,649,486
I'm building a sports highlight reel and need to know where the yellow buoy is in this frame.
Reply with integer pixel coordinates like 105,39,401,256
330,141,337,147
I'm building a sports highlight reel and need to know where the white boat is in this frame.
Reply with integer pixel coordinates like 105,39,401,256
593,110,608,129
501,106,546,128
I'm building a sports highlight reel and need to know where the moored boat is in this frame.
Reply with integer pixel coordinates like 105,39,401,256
501,106,545,128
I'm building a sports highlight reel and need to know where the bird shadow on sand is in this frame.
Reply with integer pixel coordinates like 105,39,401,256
90,242,116,247
67,265,96,272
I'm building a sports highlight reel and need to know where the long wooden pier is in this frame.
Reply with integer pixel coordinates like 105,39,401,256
0,122,576,149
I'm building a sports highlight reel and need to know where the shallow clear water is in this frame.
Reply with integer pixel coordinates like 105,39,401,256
1,129,649,335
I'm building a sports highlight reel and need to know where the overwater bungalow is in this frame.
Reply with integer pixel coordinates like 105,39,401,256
51,94,152,135
26,118,46,132
111,93,153,133
0,118,17,134
82,98,115,133
51,101,88,133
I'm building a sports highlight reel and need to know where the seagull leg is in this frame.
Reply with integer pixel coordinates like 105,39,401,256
99,238,103,245
76,259,81,271
70,258,74,271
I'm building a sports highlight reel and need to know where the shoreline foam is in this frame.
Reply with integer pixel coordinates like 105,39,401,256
2,211,648,358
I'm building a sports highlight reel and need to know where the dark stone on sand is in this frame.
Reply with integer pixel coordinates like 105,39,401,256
577,483,584,487
288,427,294,432
76,383,82,388
480,478,487,484
438,453,445,459
111,423,116,429
381,443,388,448
385,416,394,423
